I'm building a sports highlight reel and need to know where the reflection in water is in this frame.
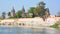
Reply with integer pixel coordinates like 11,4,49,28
0,27,60,34
45,28,56,34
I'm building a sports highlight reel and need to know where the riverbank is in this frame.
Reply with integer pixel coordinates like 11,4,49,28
0,25,47,28
0,26,60,34
0,17,60,28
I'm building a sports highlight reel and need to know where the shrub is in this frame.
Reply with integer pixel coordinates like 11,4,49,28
50,23,59,28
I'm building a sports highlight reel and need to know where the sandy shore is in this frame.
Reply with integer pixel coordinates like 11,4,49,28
0,25,46,28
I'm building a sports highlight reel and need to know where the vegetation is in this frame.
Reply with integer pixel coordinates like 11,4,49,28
8,10,22,18
0,18,4,20
28,1,46,18
57,11,60,17
16,10,22,18
0,1,49,19
50,21,60,28
8,12,11,16
50,23,59,28
34,1,46,17
28,7,35,18
7,1,46,18
8,16,16,19
2,12,6,19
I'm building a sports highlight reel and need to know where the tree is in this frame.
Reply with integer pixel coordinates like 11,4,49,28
8,12,17,18
28,7,35,17
8,12,11,16
38,1,45,8
16,10,22,18
8,10,22,18
2,12,6,19
57,11,60,17
28,7,35,13
34,1,46,17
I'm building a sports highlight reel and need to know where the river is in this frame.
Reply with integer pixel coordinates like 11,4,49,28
0,27,60,34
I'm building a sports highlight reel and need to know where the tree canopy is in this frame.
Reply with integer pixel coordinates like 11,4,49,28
3,1,49,19
16,10,22,18
34,1,46,17
57,11,60,17
28,7,35,17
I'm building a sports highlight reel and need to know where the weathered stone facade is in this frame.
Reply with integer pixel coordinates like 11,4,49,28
22,6,26,18
0,15,60,26
11,7,15,17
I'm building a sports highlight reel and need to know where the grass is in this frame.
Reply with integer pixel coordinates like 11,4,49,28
50,23,59,28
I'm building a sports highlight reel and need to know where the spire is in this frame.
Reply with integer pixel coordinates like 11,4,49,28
11,6,15,16
22,6,25,13
22,6,25,18
11,6,15,12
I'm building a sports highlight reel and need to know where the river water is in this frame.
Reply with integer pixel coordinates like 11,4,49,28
0,27,60,34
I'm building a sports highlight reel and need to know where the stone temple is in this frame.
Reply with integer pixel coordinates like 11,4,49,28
11,6,15,17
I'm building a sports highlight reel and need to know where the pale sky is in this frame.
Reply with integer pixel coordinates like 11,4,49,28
0,0,60,16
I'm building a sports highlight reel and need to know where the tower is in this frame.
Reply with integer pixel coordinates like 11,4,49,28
22,6,25,18
11,6,15,17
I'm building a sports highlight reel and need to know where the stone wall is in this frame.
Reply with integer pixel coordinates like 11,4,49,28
0,15,60,26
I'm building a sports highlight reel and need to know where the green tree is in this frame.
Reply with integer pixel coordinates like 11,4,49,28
57,11,60,17
50,23,59,28
34,7,45,17
8,10,22,18
38,1,45,8
2,12,6,19
34,1,46,17
0,18,4,20
34,2,46,19
8,12,11,16
16,10,22,18
28,7,35,13
28,7,35,17
8,12,17,18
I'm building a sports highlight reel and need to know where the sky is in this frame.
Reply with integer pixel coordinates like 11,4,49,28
0,0,60,16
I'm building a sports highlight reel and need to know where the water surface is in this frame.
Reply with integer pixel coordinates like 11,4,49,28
0,27,60,34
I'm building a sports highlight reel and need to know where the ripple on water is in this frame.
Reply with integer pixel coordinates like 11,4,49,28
0,27,60,34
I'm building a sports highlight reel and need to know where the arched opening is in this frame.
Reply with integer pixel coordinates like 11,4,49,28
19,23,21,25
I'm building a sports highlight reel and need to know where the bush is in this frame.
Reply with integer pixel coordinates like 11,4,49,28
50,23,59,28
0,18,4,20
